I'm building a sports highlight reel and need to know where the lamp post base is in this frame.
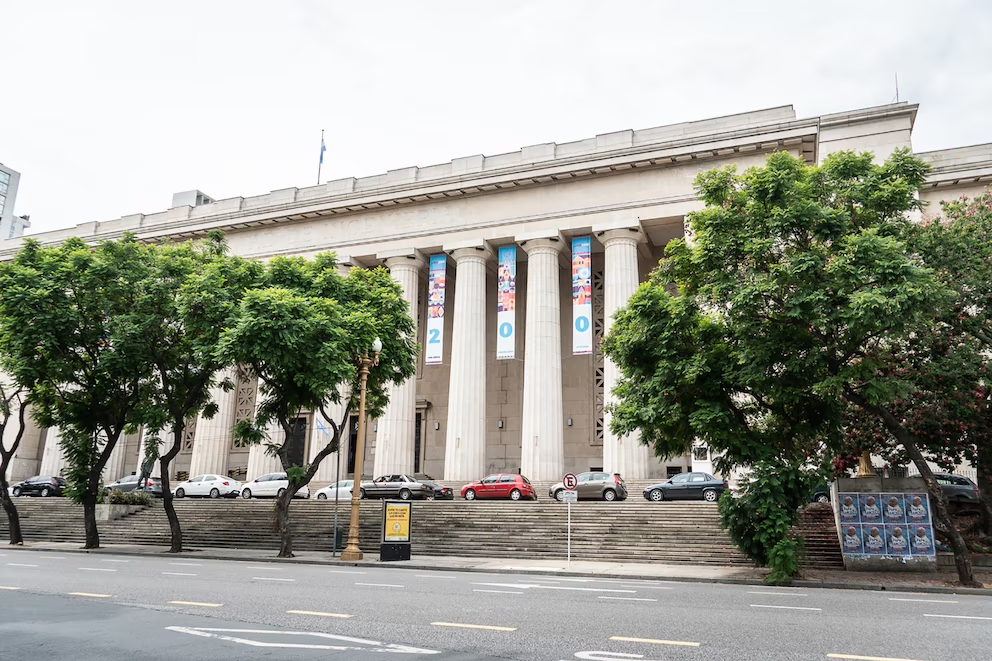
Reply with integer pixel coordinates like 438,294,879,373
340,548,364,561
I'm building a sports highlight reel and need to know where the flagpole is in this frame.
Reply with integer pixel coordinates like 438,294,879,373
317,129,325,185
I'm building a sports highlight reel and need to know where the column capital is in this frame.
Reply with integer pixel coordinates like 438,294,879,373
596,226,644,247
445,240,494,264
516,231,567,254
379,248,427,273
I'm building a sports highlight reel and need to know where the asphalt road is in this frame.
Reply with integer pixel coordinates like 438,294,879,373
1,549,990,661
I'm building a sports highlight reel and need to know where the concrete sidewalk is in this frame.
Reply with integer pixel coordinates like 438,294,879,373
7,540,992,595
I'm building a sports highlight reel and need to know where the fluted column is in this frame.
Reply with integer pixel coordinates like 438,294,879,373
136,427,162,478
373,252,425,476
247,394,283,480
519,237,566,480
309,388,350,483
102,436,128,483
599,228,650,478
39,427,67,477
189,368,238,477
443,245,492,480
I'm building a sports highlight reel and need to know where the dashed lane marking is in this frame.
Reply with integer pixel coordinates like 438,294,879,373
609,636,700,647
889,598,957,604
169,600,223,607
328,570,366,574
162,572,197,576
246,566,284,570
748,591,808,596
416,574,457,579
0,586,21,590
355,582,404,588
79,567,116,572
472,582,635,593
251,577,295,582
68,592,112,598
7,563,37,567
598,596,658,602
169,562,201,567
473,589,524,594
621,585,674,590
827,655,927,661
100,558,129,563
923,613,992,621
286,610,353,618
431,622,516,632
750,604,821,611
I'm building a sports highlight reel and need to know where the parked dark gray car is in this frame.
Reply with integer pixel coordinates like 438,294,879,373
11,475,67,497
931,473,980,503
359,474,434,500
643,472,728,502
549,472,628,502
106,474,148,492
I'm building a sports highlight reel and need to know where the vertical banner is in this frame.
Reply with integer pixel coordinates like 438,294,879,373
425,254,446,365
571,236,593,355
496,245,517,360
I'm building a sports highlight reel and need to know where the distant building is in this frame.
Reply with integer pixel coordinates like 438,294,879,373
0,163,29,239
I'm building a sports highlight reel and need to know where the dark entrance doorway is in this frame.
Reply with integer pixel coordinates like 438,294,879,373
414,412,423,474
286,417,308,468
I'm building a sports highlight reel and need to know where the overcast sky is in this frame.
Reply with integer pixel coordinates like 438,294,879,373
4,0,991,235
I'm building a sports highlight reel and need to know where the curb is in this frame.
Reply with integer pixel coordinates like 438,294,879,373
8,545,990,595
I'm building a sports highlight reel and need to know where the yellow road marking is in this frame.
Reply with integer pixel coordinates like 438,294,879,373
0,586,21,590
68,592,112,598
610,636,701,647
168,600,223,607
286,610,353,618
431,622,517,632
827,655,927,661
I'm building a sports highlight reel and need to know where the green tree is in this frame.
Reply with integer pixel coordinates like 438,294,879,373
129,234,263,552
0,380,27,545
0,236,155,548
604,149,982,586
217,255,417,557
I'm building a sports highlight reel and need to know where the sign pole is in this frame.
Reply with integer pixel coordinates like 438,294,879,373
561,472,577,568
567,500,571,567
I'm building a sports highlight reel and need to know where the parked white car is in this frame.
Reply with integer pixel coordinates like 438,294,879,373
239,472,310,499
313,480,353,501
173,474,241,499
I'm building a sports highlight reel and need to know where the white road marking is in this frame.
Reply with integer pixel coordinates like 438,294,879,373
165,627,438,654
286,610,353,618
609,636,701,647
252,577,295,582
169,562,202,567
750,604,821,611
473,582,635,593
621,585,674,590
7,563,37,567
68,592,112,598
47,556,66,560
169,600,222,607
500,566,562,572
827,654,927,661
923,613,992,621
246,566,284,570
530,579,562,584
355,582,404,588
747,591,808,596
888,598,958,604
328,570,366,574
416,574,457,579
79,567,116,572
162,572,197,576
100,558,129,563
0,586,21,590
473,589,524,594
431,622,516,632
598,596,658,602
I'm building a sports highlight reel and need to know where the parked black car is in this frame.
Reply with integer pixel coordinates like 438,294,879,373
421,480,454,500
643,472,728,502
811,482,830,504
11,475,67,497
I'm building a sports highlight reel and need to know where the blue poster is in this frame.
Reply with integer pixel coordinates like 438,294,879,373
496,245,516,360
881,493,907,524
571,236,593,355
859,494,883,525
841,524,864,554
863,525,886,554
909,525,935,556
884,524,911,556
838,494,860,524
906,493,931,525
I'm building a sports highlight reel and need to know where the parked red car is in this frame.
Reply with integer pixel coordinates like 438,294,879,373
460,474,537,501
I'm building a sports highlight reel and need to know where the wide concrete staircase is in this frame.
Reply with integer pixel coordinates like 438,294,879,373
794,504,844,569
1,497,749,566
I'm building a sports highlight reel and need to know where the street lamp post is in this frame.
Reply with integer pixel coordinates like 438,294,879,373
340,337,382,561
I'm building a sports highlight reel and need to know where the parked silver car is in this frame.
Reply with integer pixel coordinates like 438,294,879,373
549,472,628,501
358,474,434,500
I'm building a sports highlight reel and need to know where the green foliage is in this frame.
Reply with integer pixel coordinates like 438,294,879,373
718,460,821,577
766,537,804,585
105,489,152,506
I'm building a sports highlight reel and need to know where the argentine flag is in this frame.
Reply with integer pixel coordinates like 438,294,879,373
319,136,326,165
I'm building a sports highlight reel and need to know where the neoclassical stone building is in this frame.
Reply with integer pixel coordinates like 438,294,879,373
3,102,990,486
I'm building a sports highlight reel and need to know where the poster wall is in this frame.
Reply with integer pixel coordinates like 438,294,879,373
496,245,517,360
571,236,593,355
838,492,935,557
425,254,446,365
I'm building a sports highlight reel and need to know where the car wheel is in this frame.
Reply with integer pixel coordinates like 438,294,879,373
209,488,220,499
510,488,521,501
41,487,51,497
554,490,564,502
317,493,327,500
703,489,718,502
648,489,663,502
175,488,185,498
241,488,252,499
398,488,412,500
277,488,286,498
426,494,435,501
603,489,616,502
359,488,366,499
12,487,21,497
815,494,829,504
464,489,476,501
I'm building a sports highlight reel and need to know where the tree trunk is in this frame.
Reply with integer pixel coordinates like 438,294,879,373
82,493,99,549
275,487,294,558
0,485,23,545
160,426,185,553
846,391,979,587
976,451,992,537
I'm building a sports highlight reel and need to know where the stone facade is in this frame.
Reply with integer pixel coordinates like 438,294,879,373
4,102,991,485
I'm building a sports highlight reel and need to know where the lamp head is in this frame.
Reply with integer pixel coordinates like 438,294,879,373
372,336,383,354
